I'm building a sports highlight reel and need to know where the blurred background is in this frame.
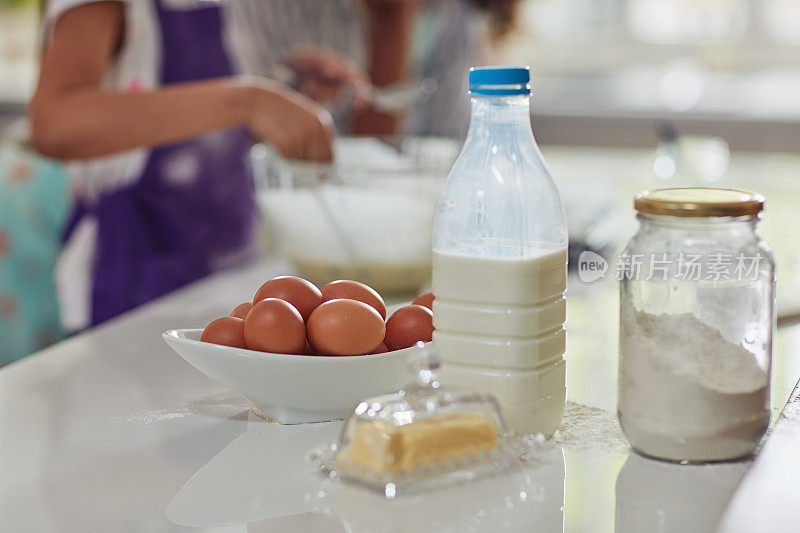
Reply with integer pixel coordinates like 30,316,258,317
6,0,800,146
1,0,800,364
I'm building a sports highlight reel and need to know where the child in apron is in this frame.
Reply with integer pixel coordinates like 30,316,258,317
33,0,335,329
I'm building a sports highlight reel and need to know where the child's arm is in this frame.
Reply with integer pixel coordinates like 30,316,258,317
352,0,418,135
30,2,333,162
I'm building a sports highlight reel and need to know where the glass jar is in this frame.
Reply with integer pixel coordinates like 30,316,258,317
617,188,775,462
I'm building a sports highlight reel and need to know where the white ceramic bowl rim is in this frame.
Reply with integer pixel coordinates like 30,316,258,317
163,329,406,363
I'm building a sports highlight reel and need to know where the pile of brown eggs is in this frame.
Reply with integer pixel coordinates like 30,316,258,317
201,276,435,356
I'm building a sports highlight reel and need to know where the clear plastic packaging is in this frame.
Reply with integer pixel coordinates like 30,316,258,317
431,69,567,255
311,343,540,497
431,66,568,437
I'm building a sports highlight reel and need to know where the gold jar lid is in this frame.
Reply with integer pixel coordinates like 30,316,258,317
634,188,764,218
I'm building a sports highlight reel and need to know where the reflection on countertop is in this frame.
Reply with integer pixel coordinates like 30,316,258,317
167,412,341,528
165,400,759,533
167,410,566,532
310,447,565,532
616,454,749,533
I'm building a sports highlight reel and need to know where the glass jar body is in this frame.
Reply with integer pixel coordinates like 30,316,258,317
617,214,775,462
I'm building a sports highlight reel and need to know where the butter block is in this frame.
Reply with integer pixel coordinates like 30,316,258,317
341,413,499,473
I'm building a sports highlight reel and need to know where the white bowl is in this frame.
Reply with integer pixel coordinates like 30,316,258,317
163,329,412,424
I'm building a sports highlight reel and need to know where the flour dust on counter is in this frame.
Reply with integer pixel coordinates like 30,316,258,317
554,401,629,453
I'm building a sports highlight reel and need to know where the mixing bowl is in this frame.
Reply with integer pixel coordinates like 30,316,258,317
253,136,459,293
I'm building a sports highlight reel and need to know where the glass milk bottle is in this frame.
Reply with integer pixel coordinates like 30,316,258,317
432,67,568,437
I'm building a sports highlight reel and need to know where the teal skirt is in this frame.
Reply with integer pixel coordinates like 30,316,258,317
0,141,69,365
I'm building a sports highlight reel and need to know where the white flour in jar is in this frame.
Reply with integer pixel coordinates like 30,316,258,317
618,305,770,461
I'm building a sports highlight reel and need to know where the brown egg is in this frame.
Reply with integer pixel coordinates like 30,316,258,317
384,304,434,351
370,342,389,354
201,317,247,349
320,280,386,319
253,276,322,321
412,292,435,310
307,299,386,356
244,298,306,354
230,301,253,319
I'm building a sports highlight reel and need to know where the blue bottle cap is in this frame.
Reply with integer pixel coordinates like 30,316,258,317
468,66,530,96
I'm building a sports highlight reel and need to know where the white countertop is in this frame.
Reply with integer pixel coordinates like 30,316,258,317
1,254,798,532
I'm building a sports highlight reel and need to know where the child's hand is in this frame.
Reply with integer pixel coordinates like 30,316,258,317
246,80,334,162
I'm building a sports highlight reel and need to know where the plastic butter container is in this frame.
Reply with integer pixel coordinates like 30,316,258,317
310,343,542,498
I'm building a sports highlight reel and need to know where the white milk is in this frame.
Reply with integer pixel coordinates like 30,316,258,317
432,248,568,436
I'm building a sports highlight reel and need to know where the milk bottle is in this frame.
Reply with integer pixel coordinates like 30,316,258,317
432,67,568,437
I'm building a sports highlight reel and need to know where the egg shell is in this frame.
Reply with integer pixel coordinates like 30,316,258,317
412,292,435,310
201,317,247,349
370,342,389,354
320,280,387,319
244,298,306,354
384,304,434,351
230,301,253,319
253,276,322,321
307,299,386,356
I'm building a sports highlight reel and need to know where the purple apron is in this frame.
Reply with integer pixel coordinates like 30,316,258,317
65,0,256,326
